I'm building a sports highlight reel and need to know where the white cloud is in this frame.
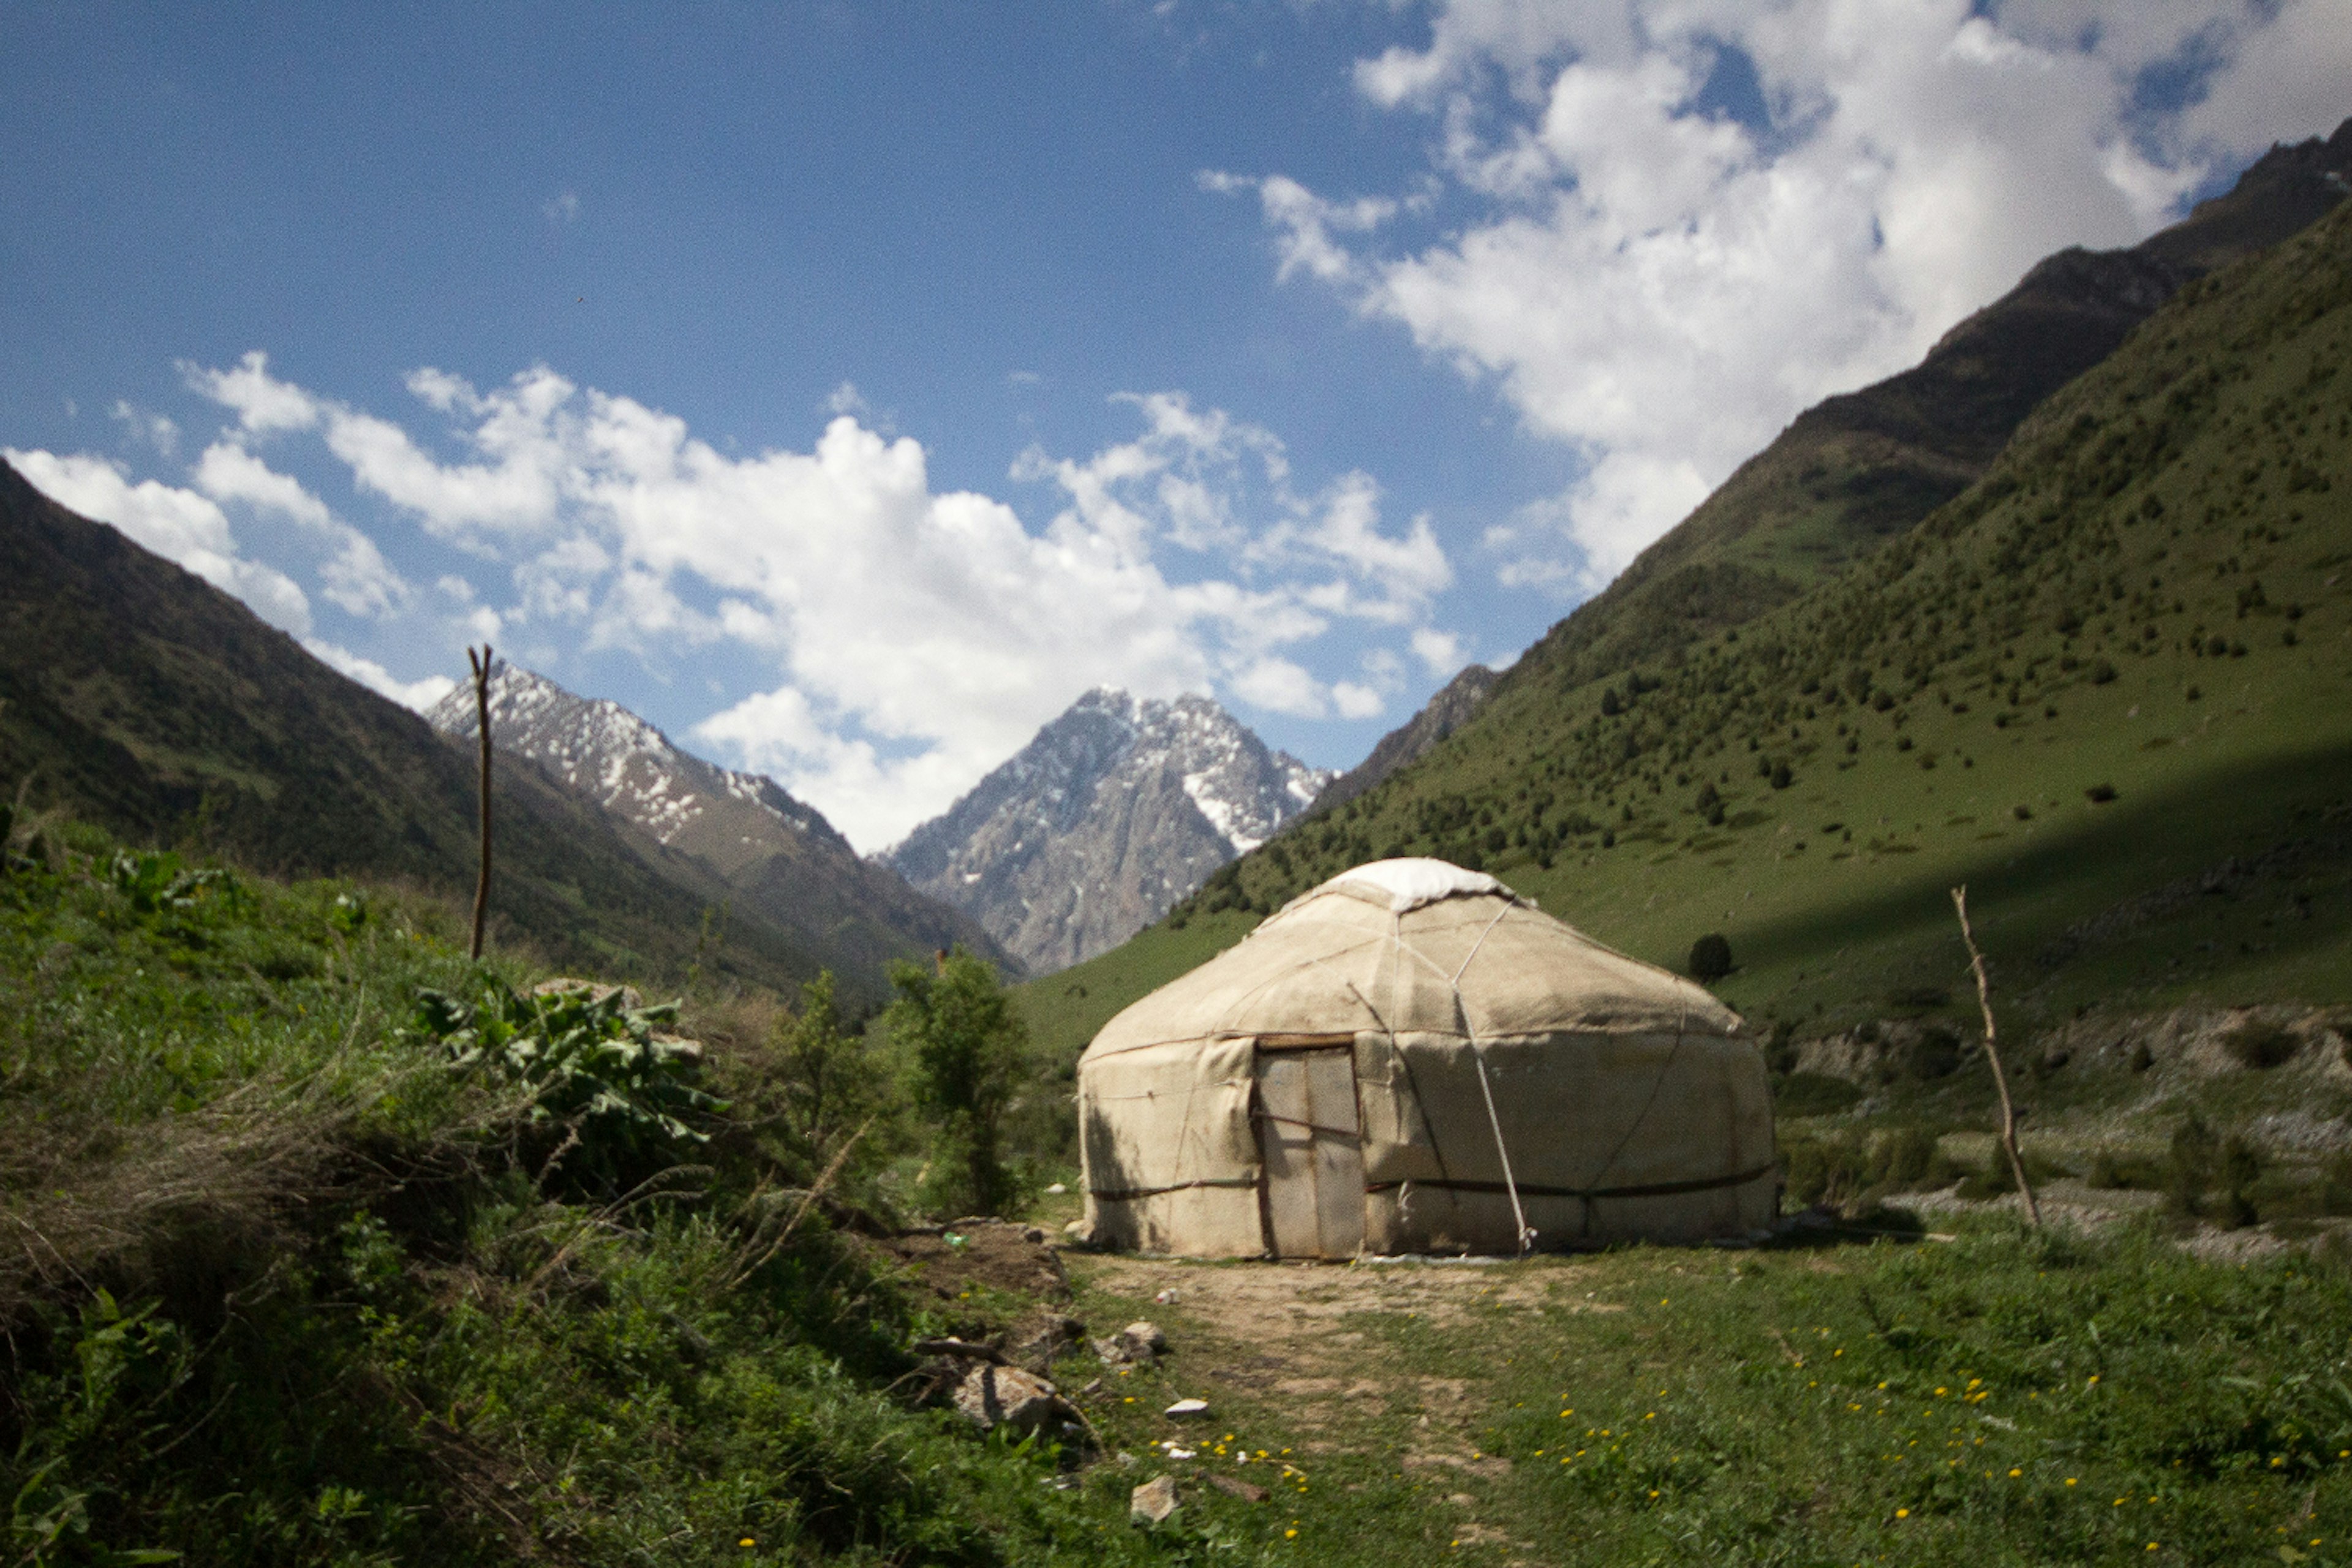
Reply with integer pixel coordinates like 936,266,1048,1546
181,350,320,435
171,357,1468,850
5,447,312,635
1223,0,2340,593
193,440,332,527
1409,626,1465,676
544,190,581,224
191,440,412,619
303,638,458,712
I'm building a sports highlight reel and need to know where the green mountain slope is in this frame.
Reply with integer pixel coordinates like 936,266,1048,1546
1025,199,2352,1058
0,460,830,997
1508,119,2352,699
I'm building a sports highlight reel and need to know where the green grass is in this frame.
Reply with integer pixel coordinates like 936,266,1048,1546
1063,1224,2352,1567
1023,198,2352,1063
0,824,1175,1567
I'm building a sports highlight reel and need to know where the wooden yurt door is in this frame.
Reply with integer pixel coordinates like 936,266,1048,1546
1253,1041,1365,1259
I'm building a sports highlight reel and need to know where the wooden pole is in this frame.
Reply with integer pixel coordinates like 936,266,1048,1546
468,645,494,962
1951,885,2041,1227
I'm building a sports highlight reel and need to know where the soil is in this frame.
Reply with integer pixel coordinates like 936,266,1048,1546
870,1219,1071,1304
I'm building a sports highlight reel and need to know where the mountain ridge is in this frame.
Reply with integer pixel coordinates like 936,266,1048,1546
0,458,832,997
428,664,1015,983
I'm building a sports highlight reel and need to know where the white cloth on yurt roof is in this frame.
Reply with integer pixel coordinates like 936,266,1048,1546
1311,856,1506,913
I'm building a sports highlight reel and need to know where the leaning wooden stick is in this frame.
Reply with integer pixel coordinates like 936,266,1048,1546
1951,884,2040,1227
467,644,494,962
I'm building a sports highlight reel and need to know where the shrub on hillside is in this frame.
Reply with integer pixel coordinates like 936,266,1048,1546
1688,932,1733,981
2222,1019,2299,1069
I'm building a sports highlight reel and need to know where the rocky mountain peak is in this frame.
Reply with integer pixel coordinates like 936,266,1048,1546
428,663,841,859
425,663,1015,982
884,688,1332,973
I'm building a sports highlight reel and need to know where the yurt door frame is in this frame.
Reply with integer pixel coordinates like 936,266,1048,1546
1250,1035,1365,1260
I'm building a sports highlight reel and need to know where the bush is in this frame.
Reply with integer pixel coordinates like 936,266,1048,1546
2168,1112,2218,1218
2219,1135,2263,1229
1775,1072,1863,1118
1688,932,1733,981
412,976,725,1185
2222,1019,2299,1069
885,947,1031,1218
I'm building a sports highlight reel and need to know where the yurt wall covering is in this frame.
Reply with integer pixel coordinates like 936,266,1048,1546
1076,859,1776,1257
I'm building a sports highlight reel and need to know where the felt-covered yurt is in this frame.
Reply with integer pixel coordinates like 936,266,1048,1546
1075,859,1776,1257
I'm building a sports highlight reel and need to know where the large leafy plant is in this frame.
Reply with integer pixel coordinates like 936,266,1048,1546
409,978,726,1163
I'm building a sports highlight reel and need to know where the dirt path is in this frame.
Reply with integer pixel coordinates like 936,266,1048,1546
1071,1254,1623,1469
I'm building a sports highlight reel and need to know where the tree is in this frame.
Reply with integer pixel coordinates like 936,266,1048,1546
1689,933,1733,982
884,948,1029,1216
770,970,878,1179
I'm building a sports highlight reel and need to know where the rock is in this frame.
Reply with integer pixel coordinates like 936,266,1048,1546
951,1363,1068,1438
1022,1226,1047,1243
1155,1287,1180,1305
1164,1398,1210,1419
1094,1319,1168,1368
1046,1182,1068,1195
1209,1474,1269,1503
1130,1474,1180,1525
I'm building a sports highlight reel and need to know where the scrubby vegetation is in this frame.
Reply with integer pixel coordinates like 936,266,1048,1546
0,817,1138,1566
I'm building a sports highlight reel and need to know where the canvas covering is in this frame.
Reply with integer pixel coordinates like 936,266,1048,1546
1077,859,1777,1256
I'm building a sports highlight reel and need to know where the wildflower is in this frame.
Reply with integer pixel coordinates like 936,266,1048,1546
2009,1469,2022,1478
740,1540,756,1549
1896,1509,1910,1519
1285,1529,1297,1540
2066,1478,2077,1487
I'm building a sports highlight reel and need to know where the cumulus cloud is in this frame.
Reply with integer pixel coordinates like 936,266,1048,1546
158,357,1461,848
4,447,312,634
1223,0,2343,593
190,440,412,619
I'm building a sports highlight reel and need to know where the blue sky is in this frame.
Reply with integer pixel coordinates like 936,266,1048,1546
4,1,2344,848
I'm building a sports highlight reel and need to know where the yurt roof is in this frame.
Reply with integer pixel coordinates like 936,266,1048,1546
1084,858,1741,1061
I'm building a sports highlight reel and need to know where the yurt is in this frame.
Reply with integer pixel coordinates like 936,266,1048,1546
1075,859,1776,1257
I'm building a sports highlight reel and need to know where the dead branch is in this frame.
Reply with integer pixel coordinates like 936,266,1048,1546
467,644,494,962
1951,885,2041,1227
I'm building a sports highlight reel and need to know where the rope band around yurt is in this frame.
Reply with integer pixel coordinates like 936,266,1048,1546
1365,1161,1776,1202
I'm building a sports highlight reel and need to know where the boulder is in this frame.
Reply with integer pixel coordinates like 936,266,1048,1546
950,1363,1069,1438
1093,1319,1168,1368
